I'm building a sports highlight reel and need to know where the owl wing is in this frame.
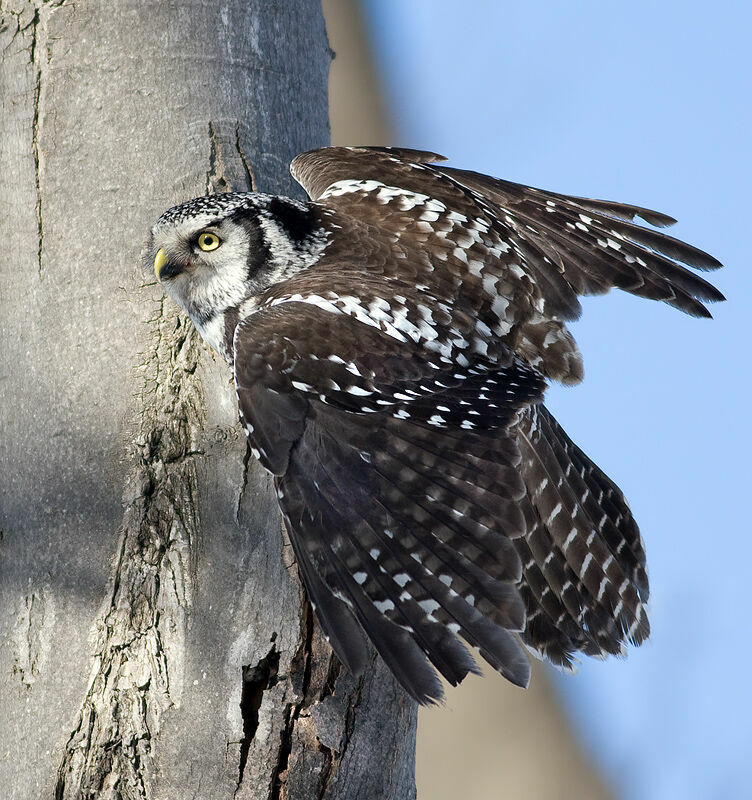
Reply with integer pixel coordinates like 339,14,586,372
233,301,546,704
291,146,723,323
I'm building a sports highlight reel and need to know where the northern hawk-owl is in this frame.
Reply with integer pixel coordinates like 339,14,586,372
147,146,723,704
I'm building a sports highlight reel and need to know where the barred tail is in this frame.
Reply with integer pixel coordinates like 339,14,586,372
515,405,650,667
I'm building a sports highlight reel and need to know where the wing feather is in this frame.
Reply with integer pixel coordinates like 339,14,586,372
290,146,723,325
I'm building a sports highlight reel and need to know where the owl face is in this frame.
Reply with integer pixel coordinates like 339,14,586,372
147,194,264,331
148,191,330,360
149,192,329,334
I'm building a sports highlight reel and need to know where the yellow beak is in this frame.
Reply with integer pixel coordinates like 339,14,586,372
154,247,168,279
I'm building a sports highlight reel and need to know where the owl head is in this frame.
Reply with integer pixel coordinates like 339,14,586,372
147,192,329,354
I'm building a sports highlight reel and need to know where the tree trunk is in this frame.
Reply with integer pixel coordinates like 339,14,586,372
0,2,417,798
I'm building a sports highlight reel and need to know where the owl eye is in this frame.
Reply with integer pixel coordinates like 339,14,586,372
197,232,221,252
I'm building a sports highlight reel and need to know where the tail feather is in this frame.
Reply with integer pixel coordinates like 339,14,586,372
516,405,650,660
515,505,592,665
526,418,637,620
533,407,650,642
551,416,649,597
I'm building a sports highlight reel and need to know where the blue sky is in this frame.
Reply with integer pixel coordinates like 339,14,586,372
363,2,750,798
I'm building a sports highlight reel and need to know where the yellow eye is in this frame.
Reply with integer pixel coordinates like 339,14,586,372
197,232,221,251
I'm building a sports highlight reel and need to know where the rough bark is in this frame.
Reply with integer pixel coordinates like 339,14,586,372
0,2,417,798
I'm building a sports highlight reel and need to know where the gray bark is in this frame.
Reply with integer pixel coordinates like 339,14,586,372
0,2,417,798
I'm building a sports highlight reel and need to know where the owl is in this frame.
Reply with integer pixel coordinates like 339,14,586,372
147,146,723,704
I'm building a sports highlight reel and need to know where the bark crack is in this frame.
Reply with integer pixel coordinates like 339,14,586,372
22,0,70,278
206,120,232,195
236,642,281,794
339,673,364,767
235,120,257,191
257,592,371,800
235,441,252,523
29,6,42,277
269,601,314,800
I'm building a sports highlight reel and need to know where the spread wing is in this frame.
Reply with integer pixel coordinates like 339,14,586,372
225,145,722,701
291,146,723,325
233,302,546,704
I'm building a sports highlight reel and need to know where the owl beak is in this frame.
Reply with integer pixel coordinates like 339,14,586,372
153,248,184,280
154,248,168,279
